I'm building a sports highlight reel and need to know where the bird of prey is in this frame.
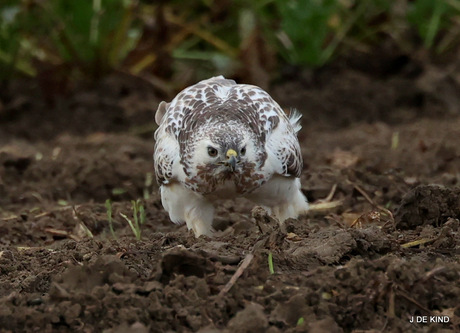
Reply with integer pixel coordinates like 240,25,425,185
154,76,308,237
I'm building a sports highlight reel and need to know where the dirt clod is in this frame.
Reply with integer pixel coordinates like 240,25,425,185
395,185,460,229
228,303,268,333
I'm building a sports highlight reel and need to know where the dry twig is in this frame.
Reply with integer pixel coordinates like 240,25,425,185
308,184,344,212
217,253,254,298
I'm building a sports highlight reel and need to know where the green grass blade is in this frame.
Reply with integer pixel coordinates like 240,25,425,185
268,252,275,275
139,204,146,225
120,212,141,240
105,199,117,239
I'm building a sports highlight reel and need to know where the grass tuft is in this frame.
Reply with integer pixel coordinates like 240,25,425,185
120,199,145,240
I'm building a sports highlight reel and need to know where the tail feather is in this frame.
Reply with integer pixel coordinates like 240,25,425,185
289,108,302,133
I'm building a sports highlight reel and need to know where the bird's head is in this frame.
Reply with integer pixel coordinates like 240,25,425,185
192,127,256,176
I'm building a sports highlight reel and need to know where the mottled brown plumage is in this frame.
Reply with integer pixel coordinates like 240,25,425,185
154,76,308,236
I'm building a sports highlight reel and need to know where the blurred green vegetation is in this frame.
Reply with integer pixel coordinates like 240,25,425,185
1,0,460,89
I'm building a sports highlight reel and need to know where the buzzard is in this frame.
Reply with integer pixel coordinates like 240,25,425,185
154,76,308,236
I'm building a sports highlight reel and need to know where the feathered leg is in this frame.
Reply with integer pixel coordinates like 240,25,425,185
247,176,309,224
161,184,215,237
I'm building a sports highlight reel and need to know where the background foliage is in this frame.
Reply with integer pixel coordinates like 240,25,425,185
1,0,460,89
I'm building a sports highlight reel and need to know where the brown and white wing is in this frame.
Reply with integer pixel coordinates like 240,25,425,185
231,84,303,178
154,125,180,185
154,98,180,185
264,108,303,178
282,108,303,177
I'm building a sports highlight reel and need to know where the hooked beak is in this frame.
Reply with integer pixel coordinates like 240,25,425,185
225,149,238,172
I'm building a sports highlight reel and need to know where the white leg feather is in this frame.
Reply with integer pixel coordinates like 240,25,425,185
161,184,215,237
247,176,309,224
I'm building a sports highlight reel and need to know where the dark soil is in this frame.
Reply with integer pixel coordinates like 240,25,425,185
1,54,460,332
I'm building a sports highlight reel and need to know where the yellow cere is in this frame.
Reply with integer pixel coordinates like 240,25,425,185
226,149,238,158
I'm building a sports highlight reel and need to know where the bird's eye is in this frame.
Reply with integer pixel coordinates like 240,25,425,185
241,146,246,156
207,147,218,157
